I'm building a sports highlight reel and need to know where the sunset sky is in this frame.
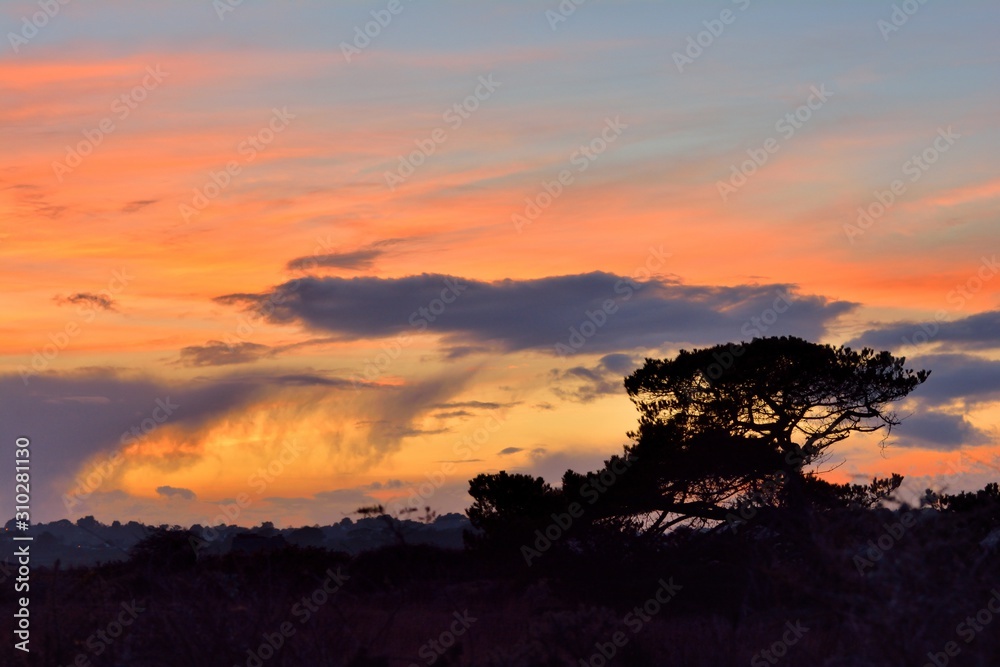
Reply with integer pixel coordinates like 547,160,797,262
2,1,999,528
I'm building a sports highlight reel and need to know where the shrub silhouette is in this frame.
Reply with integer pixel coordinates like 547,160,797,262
129,527,199,571
466,471,566,552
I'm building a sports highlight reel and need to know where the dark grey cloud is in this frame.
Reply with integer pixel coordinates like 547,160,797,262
908,354,1000,404
442,345,492,359
848,311,1000,352
598,353,638,375
367,480,404,490
178,336,348,368
498,447,523,455
202,371,361,388
216,273,854,355
435,410,473,419
891,411,990,451
869,353,1000,450
433,401,510,410
156,485,196,500
549,353,639,403
389,426,452,438
288,248,382,271
122,199,157,214
179,340,271,366
286,239,403,272
268,373,357,388
56,292,116,311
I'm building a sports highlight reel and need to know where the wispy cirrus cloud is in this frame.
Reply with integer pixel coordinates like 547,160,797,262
891,410,991,451
179,340,271,367
55,292,117,311
122,199,157,214
156,485,196,500
286,239,404,272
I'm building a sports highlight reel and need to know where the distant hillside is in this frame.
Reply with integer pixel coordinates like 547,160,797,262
1,513,471,567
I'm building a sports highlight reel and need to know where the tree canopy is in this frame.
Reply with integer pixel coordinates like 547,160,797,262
614,336,928,529
625,336,929,468
466,336,930,548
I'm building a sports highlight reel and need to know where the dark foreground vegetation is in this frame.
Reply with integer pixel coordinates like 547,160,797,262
5,337,999,666
4,496,1000,667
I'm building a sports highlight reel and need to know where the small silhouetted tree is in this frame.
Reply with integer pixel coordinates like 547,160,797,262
130,528,199,571
924,482,1000,516
355,504,439,545
465,471,565,550
288,525,326,548
356,504,403,544
801,473,905,509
